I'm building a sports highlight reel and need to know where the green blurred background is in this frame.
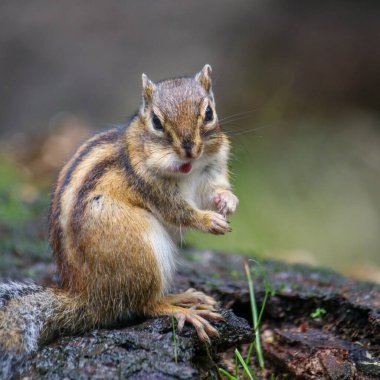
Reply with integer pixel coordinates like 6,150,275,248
0,1,379,281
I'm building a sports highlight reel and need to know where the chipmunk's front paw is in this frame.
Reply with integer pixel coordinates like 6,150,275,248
213,190,239,216
201,211,231,235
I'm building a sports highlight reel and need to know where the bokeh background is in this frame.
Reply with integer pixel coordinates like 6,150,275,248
0,1,379,282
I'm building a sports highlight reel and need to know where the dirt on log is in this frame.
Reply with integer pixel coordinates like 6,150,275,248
10,250,380,379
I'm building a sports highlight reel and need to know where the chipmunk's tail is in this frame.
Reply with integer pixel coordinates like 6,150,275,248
0,281,87,378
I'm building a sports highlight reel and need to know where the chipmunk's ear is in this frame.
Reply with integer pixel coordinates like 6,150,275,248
142,73,156,108
195,64,212,93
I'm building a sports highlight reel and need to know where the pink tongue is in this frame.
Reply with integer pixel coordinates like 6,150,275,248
179,162,192,173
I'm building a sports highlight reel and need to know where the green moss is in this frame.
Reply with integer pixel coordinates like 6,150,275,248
0,158,51,277
310,307,327,319
229,270,243,279
0,160,31,222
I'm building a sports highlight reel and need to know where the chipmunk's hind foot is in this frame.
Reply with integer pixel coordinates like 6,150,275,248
166,288,217,310
174,308,221,343
152,293,224,343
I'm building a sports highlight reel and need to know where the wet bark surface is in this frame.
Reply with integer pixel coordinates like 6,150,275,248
17,250,380,379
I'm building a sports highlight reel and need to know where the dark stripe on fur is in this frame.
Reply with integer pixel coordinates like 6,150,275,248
70,156,119,257
118,145,163,209
118,142,183,218
49,128,121,284
119,138,199,226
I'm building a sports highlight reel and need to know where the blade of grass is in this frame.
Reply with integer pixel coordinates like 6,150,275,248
235,349,258,380
235,350,239,378
171,316,178,363
244,260,265,369
218,368,239,380
245,342,254,365
245,260,272,367
249,259,271,331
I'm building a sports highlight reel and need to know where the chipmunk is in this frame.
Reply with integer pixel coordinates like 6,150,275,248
0,65,239,362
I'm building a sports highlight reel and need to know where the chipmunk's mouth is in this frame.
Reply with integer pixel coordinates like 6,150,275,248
179,162,192,173
171,162,192,174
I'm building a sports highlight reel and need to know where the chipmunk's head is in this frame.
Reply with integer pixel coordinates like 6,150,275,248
138,64,223,176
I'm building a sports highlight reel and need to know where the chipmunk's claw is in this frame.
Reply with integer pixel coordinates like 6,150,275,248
173,310,220,343
155,291,223,342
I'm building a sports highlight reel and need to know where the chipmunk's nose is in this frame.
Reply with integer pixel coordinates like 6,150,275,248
182,138,195,158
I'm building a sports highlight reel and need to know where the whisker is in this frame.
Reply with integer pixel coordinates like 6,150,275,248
222,124,274,137
219,115,257,127
218,109,260,123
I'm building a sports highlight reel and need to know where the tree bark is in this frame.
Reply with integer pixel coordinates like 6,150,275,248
17,250,380,379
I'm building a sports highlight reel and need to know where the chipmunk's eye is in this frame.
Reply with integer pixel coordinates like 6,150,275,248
152,113,164,131
204,106,213,122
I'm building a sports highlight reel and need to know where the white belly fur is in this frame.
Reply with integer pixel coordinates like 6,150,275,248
178,172,201,208
146,215,177,294
146,151,228,293
178,163,211,210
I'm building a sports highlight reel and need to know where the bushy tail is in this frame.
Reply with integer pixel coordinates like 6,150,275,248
0,281,86,379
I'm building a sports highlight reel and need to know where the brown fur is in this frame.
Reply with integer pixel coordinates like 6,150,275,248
1,66,239,356
47,65,238,330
